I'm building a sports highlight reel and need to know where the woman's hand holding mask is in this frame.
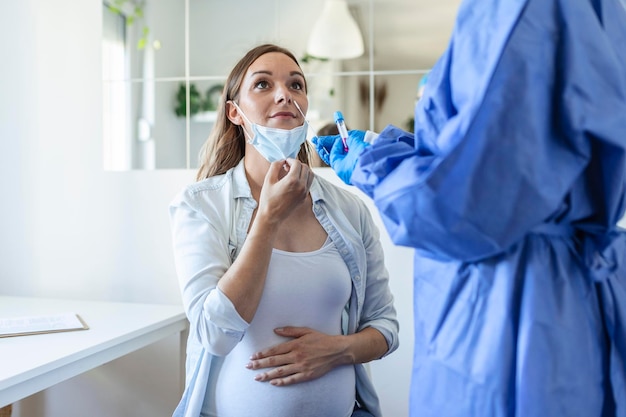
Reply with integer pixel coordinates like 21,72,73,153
257,158,313,224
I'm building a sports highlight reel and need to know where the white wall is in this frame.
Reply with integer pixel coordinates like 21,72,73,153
0,1,415,416
1,1,194,416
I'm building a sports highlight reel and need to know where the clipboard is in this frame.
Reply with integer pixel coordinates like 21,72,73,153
0,312,89,338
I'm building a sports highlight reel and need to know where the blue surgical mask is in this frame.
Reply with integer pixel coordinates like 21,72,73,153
231,101,307,163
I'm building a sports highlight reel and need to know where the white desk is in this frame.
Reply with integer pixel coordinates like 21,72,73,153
0,296,188,408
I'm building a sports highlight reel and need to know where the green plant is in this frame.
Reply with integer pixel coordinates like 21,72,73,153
174,84,204,117
405,116,415,133
106,0,149,50
299,53,329,64
174,84,223,117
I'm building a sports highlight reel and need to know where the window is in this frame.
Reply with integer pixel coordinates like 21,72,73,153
102,0,457,170
102,5,130,170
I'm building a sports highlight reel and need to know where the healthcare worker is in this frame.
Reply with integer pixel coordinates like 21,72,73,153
313,0,626,415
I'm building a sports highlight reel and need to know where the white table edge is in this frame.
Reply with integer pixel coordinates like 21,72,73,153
0,309,187,408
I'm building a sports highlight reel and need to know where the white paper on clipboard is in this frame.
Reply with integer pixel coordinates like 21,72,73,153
0,312,89,338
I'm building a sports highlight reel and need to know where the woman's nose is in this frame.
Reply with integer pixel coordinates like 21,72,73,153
275,85,292,103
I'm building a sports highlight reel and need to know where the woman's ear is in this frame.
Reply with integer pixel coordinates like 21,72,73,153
226,101,242,126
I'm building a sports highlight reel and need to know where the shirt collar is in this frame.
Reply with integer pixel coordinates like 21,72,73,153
232,158,325,204
232,159,252,200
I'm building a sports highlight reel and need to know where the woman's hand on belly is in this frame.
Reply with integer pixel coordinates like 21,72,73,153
246,326,352,386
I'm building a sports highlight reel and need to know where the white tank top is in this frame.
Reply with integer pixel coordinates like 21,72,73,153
207,239,355,417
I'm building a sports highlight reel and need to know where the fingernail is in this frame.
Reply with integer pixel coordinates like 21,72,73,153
245,362,252,369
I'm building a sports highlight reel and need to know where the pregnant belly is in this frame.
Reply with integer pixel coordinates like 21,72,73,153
213,354,356,417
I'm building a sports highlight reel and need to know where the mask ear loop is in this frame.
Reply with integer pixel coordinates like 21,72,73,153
228,100,255,144
294,101,318,141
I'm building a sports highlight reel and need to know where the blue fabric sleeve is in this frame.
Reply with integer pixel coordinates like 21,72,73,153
352,0,626,262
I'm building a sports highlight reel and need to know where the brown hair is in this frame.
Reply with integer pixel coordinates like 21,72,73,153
196,44,312,181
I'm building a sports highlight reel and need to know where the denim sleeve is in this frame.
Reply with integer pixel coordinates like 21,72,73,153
356,198,400,357
169,188,248,356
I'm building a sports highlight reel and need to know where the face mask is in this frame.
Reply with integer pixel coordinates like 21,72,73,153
231,101,307,163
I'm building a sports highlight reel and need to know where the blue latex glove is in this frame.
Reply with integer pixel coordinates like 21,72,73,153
312,130,370,185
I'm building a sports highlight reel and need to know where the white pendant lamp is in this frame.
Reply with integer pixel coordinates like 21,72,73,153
306,0,364,59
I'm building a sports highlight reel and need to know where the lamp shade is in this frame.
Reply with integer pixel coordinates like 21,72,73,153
306,0,364,59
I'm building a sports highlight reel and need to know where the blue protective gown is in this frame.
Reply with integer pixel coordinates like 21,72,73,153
351,0,626,415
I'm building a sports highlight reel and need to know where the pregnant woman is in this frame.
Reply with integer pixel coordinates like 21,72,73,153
169,43,399,417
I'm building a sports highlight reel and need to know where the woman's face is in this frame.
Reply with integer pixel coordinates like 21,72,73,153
228,52,308,132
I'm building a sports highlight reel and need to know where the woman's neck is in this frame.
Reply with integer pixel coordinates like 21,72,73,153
243,154,270,200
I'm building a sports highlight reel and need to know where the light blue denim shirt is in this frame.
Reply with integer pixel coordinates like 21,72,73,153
169,159,399,417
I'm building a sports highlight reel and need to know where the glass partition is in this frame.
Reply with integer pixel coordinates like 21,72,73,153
102,0,458,170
